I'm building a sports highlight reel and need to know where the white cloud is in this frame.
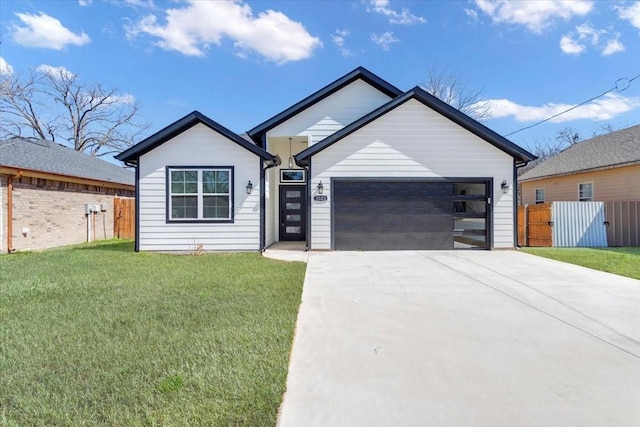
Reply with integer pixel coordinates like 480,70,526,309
11,12,91,49
559,34,585,55
125,0,321,64
464,8,479,22
618,2,640,30
473,0,593,33
602,37,625,55
36,64,76,80
104,93,136,105
331,29,352,57
370,32,399,50
483,93,640,123
367,0,426,25
0,57,14,75
560,24,625,56
123,0,155,7
78,0,92,6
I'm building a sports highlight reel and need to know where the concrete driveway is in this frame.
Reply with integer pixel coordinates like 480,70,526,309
277,250,640,426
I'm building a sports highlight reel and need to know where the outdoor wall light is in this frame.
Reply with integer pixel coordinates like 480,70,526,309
501,180,509,194
288,137,294,169
317,181,324,195
246,180,253,194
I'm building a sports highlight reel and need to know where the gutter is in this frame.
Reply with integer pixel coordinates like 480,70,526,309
7,171,23,253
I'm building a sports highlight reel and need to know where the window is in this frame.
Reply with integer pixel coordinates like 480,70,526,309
535,188,545,204
167,167,233,222
578,183,593,202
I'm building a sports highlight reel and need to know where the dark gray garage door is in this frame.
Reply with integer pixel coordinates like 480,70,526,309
333,180,489,250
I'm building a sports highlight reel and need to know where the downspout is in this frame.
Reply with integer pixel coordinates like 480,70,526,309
260,154,281,252
7,171,23,253
304,162,311,252
513,158,518,248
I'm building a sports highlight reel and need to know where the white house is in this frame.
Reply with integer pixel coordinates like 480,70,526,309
116,67,535,252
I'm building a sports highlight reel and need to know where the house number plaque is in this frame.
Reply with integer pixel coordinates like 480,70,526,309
314,195,328,201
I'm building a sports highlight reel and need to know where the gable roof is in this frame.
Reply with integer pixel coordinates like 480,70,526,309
0,138,134,186
246,66,403,146
520,124,640,182
294,86,536,166
116,110,276,165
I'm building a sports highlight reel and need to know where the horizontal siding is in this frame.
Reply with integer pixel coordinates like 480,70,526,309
267,80,393,145
521,165,640,204
138,123,261,251
310,99,515,250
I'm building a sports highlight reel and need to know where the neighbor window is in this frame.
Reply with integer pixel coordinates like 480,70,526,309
578,182,593,202
534,188,545,204
167,167,233,221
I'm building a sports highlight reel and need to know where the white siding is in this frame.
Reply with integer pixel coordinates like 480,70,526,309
267,80,393,145
310,99,515,249
138,123,261,252
265,168,276,247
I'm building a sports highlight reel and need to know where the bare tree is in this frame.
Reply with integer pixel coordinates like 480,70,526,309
0,67,150,156
421,66,491,120
526,127,582,168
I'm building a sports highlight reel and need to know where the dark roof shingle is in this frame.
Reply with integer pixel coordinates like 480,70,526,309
0,138,134,186
520,125,640,181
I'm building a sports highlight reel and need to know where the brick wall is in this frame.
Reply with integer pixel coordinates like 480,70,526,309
1,174,134,252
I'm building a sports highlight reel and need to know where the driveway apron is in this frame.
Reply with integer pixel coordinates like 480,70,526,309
277,250,640,427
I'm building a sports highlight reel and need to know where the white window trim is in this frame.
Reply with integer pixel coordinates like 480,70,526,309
534,188,545,204
578,182,593,202
166,166,234,223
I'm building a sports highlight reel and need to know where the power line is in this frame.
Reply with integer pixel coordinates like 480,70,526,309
505,73,640,137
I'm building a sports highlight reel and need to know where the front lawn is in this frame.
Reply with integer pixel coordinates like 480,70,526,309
0,240,306,426
521,247,640,280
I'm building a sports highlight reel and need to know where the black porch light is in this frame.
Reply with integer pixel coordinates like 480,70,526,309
317,180,324,194
501,180,509,194
246,180,253,194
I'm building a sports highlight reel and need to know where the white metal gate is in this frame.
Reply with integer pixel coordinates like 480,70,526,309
552,202,607,247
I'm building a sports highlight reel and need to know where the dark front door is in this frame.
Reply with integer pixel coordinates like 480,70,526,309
279,185,306,241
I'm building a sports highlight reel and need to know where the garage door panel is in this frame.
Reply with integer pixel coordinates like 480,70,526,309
333,180,487,251
335,213,452,234
334,231,454,251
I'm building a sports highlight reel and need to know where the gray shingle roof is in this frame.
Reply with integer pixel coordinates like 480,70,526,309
0,138,134,186
520,125,640,181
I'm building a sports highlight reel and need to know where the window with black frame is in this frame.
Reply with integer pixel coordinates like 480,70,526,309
167,167,233,222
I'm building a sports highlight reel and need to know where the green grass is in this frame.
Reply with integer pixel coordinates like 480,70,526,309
0,240,306,426
521,247,640,280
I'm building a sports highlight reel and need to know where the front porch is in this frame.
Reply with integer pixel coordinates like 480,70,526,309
262,241,308,263
265,136,309,248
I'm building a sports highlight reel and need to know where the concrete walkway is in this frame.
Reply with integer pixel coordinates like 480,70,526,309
263,241,309,263
278,250,640,426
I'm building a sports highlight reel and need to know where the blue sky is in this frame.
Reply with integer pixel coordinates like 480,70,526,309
1,0,639,162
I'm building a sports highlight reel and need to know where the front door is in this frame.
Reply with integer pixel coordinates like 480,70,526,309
279,185,306,241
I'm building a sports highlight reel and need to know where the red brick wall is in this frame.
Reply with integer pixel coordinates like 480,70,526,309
1,174,134,252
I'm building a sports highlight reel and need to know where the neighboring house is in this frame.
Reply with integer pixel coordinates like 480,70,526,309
520,125,640,205
116,67,535,252
1,138,135,252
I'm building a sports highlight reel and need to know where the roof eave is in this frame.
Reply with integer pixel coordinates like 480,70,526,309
520,160,640,182
247,67,403,145
116,111,276,163
295,87,537,164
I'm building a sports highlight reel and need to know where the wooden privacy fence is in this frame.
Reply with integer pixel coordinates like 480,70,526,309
519,201,638,247
114,197,135,240
518,203,552,247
